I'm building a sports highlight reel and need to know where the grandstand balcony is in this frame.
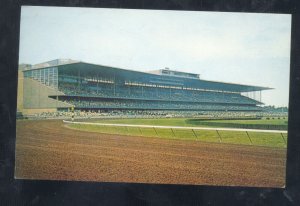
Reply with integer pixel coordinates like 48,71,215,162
56,84,261,106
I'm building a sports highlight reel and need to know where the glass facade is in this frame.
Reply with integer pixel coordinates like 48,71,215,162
23,67,58,89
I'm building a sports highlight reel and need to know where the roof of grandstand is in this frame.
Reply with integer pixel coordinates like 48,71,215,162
23,59,272,93
148,69,200,79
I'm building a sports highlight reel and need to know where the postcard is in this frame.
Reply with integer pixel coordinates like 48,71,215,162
16,6,291,187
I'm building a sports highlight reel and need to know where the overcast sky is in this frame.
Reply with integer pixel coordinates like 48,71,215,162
19,6,291,107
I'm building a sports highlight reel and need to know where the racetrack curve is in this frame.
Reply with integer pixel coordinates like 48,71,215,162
15,120,286,187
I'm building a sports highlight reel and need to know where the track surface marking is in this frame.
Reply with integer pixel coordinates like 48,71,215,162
15,120,286,187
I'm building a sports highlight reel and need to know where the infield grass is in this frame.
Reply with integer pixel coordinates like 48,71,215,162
68,121,287,148
92,118,287,128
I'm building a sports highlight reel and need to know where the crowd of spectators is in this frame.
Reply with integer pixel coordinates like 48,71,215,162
23,109,288,120
58,82,259,105
64,99,261,111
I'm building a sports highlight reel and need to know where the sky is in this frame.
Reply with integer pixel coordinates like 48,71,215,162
19,6,291,107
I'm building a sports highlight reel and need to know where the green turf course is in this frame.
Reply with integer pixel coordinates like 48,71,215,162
92,118,287,127
191,119,287,125
68,121,288,148
94,118,192,127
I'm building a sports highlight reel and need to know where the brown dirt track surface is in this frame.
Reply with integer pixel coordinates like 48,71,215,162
15,120,286,187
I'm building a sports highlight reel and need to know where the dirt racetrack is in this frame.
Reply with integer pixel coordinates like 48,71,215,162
15,120,286,187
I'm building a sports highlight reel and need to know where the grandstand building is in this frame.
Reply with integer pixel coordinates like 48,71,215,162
17,59,272,115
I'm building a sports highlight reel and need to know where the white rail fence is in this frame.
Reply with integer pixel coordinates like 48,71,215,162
63,120,287,146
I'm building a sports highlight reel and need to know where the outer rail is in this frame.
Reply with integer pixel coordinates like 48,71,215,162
63,120,287,134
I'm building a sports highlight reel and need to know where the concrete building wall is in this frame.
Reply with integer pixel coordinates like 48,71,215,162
22,77,73,114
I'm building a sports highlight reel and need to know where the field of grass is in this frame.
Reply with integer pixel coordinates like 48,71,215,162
93,117,287,126
68,122,287,148
192,118,287,125
187,119,287,125
94,118,194,127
